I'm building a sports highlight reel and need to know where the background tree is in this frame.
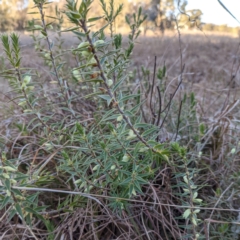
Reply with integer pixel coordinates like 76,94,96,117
0,0,15,31
137,0,180,35
1,0,236,34
140,0,176,35
0,0,27,31
177,1,203,30
14,0,28,30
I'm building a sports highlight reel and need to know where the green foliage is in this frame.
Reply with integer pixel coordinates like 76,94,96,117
0,0,239,239
1,0,161,218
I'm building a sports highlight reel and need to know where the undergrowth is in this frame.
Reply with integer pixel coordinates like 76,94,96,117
0,0,240,239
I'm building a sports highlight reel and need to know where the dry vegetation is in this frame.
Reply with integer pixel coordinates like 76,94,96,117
134,32,240,109
1,4,240,238
3,30,240,113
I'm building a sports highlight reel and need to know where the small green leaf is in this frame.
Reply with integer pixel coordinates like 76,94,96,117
119,94,140,103
4,179,11,191
199,123,205,135
8,208,17,221
73,30,86,37
15,203,24,219
98,94,112,106
135,176,148,184
88,16,103,22
61,26,80,33
1,196,11,210
41,30,47,36
142,127,157,137
120,177,132,185
183,209,191,219
33,25,43,30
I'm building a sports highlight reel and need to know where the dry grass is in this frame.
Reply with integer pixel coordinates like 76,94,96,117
14,29,240,114
132,31,240,114
1,30,240,239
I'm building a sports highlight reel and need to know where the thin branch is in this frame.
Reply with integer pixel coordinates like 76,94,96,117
80,20,155,151
6,186,240,213
38,3,75,117
150,56,157,124
174,100,183,141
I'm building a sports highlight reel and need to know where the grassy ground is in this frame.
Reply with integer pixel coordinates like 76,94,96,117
1,30,240,239
3,30,240,114
134,32,240,112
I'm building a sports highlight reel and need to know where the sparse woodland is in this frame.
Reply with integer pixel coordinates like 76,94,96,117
0,0,240,239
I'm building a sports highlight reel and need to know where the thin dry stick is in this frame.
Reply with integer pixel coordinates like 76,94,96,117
37,2,76,118
7,186,240,213
150,56,157,124
156,86,162,127
141,212,151,240
174,100,183,141
203,182,234,240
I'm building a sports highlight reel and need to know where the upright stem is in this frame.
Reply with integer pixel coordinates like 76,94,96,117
80,20,155,151
38,3,75,117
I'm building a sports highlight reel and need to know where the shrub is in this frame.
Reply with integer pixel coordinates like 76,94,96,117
0,0,240,239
